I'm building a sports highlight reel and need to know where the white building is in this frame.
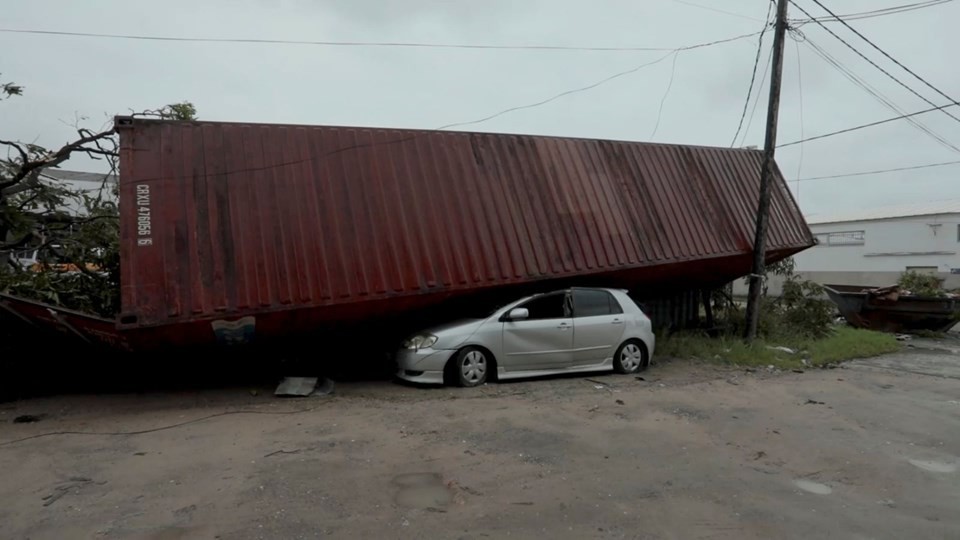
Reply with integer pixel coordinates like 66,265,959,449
38,169,118,216
7,169,117,268
734,199,960,295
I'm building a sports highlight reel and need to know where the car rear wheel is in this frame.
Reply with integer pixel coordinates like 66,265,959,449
613,340,647,374
453,346,488,387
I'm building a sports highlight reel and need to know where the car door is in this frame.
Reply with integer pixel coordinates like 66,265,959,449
570,289,627,366
501,291,574,371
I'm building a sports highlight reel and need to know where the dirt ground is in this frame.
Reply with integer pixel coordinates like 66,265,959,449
2,337,959,540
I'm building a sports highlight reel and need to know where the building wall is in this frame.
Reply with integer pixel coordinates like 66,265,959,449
732,213,960,296
799,214,960,273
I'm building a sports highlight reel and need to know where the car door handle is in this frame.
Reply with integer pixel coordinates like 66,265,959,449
557,323,571,330
611,318,624,325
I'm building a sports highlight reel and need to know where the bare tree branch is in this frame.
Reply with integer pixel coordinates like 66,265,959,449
0,138,28,164
0,127,116,194
15,188,45,210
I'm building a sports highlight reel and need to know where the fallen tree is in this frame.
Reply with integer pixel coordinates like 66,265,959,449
1,77,196,316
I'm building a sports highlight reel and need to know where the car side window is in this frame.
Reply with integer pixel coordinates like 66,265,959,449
518,293,569,320
573,289,620,317
608,293,624,314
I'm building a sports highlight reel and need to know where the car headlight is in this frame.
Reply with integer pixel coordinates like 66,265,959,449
402,334,438,350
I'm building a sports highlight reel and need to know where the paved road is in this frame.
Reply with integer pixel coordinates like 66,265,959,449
1,339,958,539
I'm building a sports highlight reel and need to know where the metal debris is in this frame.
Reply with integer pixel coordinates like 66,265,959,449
275,377,335,397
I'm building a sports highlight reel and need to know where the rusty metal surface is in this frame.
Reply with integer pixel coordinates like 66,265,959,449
638,289,701,332
117,117,813,336
824,284,960,333
0,293,129,350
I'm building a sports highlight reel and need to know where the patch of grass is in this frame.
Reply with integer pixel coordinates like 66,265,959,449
657,326,900,370
801,326,901,366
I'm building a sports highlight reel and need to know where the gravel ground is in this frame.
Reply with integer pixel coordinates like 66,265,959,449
1,338,958,539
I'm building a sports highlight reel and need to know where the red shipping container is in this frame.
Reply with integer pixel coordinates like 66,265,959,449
11,117,815,350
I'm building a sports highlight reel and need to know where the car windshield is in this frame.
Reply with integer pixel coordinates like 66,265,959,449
482,303,509,318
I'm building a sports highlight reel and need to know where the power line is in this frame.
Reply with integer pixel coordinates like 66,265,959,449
805,0,960,114
800,35,960,153
793,38,805,199
0,27,733,53
804,36,960,153
119,31,761,184
650,53,680,139
672,0,766,22
779,102,960,147
796,159,960,181
789,0,960,125
438,51,677,131
792,0,953,24
731,5,775,146
740,45,775,147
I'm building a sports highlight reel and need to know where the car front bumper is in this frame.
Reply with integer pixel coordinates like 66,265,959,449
395,348,456,385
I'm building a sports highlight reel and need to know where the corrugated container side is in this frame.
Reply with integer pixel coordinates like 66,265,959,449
118,119,813,330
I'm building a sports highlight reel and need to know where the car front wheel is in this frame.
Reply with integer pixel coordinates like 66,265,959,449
613,340,647,374
453,346,488,387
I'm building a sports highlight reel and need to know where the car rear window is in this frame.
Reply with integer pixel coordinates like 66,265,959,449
573,289,622,317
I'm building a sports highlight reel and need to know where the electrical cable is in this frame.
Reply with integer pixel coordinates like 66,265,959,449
731,5,775,146
800,35,960,153
793,38,805,202
778,102,960,147
438,51,676,132
0,27,731,53
806,0,960,115
114,31,761,183
789,0,960,125
0,405,327,447
796,159,960,181
791,0,952,25
740,45,775,148
672,0,766,22
803,35,959,152
650,52,680,139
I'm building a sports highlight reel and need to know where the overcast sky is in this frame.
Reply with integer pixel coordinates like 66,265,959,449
3,0,958,218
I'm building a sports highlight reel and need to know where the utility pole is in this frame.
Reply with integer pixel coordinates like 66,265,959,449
744,0,789,341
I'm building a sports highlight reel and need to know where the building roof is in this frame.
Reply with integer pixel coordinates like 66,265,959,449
805,199,960,225
35,169,118,216
40,169,117,184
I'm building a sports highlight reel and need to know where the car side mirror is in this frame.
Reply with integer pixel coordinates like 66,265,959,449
507,307,529,321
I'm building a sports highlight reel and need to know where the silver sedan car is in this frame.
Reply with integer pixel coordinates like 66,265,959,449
396,287,655,387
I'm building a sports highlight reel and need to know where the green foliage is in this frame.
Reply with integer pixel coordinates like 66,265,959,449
0,180,120,317
1,75,23,99
672,256,892,368
741,256,796,297
730,255,833,338
801,327,901,365
897,270,946,297
767,256,796,278
158,101,198,121
779,277,834,338
657,326,899,369
720,277,833,341
1,78,194,317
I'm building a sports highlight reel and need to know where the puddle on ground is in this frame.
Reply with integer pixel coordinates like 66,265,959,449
794,479,832,495
908,459,957,473
392,473,453,510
